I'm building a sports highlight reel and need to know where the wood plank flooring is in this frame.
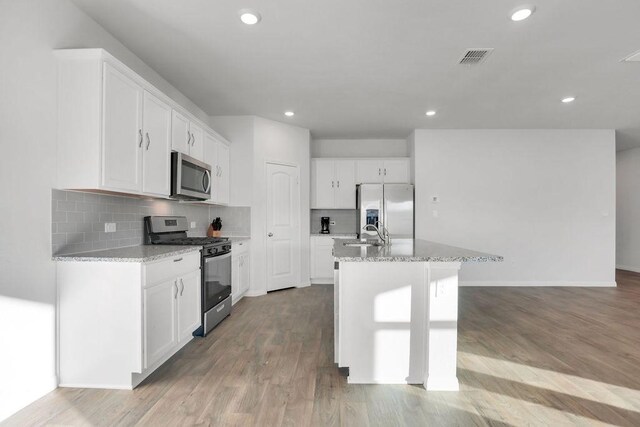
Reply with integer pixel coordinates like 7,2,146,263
4,270,640,426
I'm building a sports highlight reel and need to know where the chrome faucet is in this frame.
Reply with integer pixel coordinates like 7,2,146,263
362,222,390,245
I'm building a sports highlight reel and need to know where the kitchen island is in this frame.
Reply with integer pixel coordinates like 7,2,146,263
333,238,502,390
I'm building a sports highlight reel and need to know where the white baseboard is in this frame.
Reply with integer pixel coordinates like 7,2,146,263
244,290,266,297
297,282,311,288
310,278,333,285
616,265,640,273
459,281,617,288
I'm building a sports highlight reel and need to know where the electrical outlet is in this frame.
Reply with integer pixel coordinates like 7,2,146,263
104,222,116,233
190,221,196,229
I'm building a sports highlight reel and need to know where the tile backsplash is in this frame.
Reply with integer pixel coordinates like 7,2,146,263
52,190,251,255
310,209,358,234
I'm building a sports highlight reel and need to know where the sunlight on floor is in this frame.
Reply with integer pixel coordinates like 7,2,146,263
459,352,640,413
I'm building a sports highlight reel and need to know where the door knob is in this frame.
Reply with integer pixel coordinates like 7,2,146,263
268,232,273,237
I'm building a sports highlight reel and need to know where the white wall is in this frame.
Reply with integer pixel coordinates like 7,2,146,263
411,130,616,286
616,147,640,272
253,117,311,293
0,0,211,420
311,138,407,158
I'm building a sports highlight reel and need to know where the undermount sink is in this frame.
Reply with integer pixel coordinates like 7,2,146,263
344,241,385,247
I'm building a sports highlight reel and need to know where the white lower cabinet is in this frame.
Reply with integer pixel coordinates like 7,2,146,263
232,240,251,303
144,279,178,369
57,250,201,389
311,235,356,284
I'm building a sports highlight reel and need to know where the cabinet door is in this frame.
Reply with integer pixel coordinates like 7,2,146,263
204,132,217,202
102,63,143,192
312,160,335,208
382,159,410,184
142,91,171,196
315,239,335,280
171,110,190,155
144,279,177,369
177,270,201,343
356,160,384,184
189,122,205,161
334,160,357,209
231,254,241,303
217,142,230,205
240,253,250,295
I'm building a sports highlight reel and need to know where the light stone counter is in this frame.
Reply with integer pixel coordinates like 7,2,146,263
53,245,201,263
333,238,503,263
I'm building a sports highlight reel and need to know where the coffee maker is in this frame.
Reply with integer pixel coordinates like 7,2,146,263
320,217,330,234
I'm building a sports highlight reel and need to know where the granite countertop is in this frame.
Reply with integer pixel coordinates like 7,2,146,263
311,233,358,237
333,238,503,263
53,245,202,263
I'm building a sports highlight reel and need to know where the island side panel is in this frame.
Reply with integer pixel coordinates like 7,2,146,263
339,261,426,384
423,262,461,391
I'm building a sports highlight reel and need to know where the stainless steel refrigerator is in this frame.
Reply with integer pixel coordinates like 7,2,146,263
356,184,414,239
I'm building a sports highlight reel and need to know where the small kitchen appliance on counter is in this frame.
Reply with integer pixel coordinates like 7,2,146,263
320,217,331,234
144,216,231,336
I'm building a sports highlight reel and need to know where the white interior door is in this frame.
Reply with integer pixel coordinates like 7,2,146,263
266,163,300,292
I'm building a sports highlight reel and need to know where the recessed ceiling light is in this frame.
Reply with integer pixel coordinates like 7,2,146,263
239,9,261,25
561,97,576,103
511,6,535,21
426,110,436,116
284,111,295,117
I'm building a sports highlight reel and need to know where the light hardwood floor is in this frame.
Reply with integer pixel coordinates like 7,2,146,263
4,271,640,426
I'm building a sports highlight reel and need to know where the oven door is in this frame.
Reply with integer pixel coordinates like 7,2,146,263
171,152,211,200
203,252,232,313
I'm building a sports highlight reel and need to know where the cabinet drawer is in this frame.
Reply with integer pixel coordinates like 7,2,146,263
232,241,249,256
144,251,200,287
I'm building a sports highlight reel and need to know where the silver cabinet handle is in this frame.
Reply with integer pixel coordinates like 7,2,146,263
216,303,225,312
337,180,340,188
173,280,178,299
145,132,151,150
191,132,195,145
187,130,191,145
179,278,184,296
268,232,273,237
138,129,143,147
218,166,222,177
332,181,334,188
173,257,183,262
384,168,387,175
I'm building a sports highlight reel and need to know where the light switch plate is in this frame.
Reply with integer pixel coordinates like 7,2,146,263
104,222,116,233
190,221,196,229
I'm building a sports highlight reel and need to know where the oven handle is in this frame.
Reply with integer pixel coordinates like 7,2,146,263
204,251,232,261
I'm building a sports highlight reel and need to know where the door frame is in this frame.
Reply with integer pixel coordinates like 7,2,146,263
264,160,301,291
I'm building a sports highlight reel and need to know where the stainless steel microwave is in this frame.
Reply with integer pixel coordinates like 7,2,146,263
171,152,211,200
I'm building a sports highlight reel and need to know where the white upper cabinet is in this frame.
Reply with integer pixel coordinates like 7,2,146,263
171,110,190,155
142,91,171,196
355,158,410,184
355,160,383,184
312,159,336,208
311,159,356,209
334,160,357,208
381,159,410,183
102,63,143,192
189,122,204,161
56,49,227,199
216,142,230,205
204,131,230,205
171,110,205,162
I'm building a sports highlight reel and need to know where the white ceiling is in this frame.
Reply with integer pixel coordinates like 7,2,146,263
72,0,640,149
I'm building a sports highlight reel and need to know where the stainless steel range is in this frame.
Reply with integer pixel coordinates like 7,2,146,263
144,216,231,336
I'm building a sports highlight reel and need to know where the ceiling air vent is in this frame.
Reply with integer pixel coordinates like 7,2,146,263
622,49,640,62
459,48,494,65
